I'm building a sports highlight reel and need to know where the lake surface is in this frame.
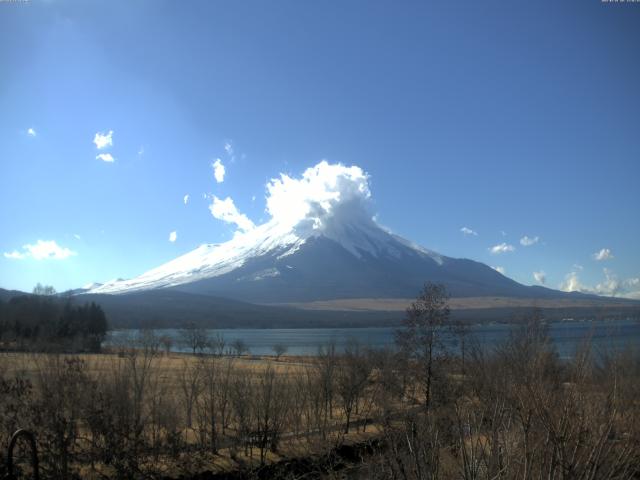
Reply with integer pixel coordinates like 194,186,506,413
106,318,640,358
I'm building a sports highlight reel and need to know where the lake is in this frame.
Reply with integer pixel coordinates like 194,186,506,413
106,318,640,358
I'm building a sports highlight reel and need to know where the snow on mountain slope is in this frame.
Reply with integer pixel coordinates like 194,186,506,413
89,213,443,295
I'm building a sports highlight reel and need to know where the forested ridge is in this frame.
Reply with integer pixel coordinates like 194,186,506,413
0,284,108,352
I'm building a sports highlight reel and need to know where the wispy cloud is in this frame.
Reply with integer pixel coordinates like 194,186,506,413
533,271,546,284
492,266,506,275
138,146,145,156
27,127,37,137
183,194,190,205
592,248,613,261
209,196,254,233
625,278,640,299
93,130,113,149
169,231,177,243
212,158,225,183
224,140,236,162
489,243,515,254
461,226,478,236
520,235,539,246
4,240,77,260
96,153,115,163
594,268,621,296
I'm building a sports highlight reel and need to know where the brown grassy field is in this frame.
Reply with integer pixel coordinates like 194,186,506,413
0,348,388,479
1,320,638,480
276,296,640,311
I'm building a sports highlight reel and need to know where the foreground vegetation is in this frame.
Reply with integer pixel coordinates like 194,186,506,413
0,285,638,479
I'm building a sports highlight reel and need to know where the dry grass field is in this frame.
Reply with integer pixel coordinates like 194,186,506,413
0,347,390,479
277,296,640,311
1,318,639,480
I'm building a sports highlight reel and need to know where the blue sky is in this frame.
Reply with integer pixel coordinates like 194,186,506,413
1,0,639,297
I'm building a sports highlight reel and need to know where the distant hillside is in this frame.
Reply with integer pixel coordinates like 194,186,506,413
82,290,640,329
0,288,28,302
4,287,638,329
79,290,398,329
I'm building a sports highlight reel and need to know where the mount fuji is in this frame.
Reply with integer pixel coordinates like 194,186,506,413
78,162,638,327
89,212,536,302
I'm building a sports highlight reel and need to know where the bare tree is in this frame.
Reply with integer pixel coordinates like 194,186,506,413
137,328,160,356
250,365,290,464
32,283,57,296
195,355,220,452
178,359,202,430
396,282,450,413
230,338,249,357
316,342,337,438
209,332,226,356
179,323,210,355
159,335,173,355
452,319,471,375
336,340,371,433
272,343,288,360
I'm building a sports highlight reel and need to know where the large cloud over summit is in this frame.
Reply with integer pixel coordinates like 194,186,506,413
265,161,372,230
208,161,374,235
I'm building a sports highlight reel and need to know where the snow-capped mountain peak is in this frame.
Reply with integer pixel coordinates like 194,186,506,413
86,161,523,302
88,213,440,295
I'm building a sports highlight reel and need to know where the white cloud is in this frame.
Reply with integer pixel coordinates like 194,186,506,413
209,161,371,236
492,266,506,275
96,153,115,163
4,240,76,260
489,243,515,254
169,231,177,243
626,278,640,288
624,278,640,299
265,160,371,230
183,194,190,205
138,146,144,156
560,271,585,293
520,235,539,246
461,227,478,236
559,267,640,299
209,196,255,233
592,248,613,261
533,271,546,284
594,268,621,296
93,130,113,149
212,158,225,183
27,127,37,137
